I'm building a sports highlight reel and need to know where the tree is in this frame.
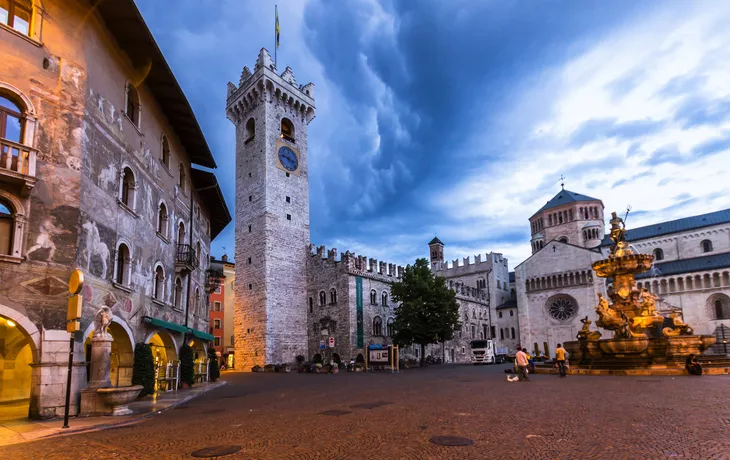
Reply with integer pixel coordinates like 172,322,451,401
131,343,155,397
390,258,461,364
179,344,195,387
207,347,220,382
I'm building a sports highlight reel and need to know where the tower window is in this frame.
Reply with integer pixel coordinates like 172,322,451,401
247,257,251,264
319,290,326,306
308,297,313,313
248,283,252,290
286,214,291,221
286,196,290,203
125,83,140,127
653,248,664,261
701,240,713,253
249,195,252,202
161,135,170,168
281,117,295,142
245,117,255,141
248,225,251,233
285,172,290,177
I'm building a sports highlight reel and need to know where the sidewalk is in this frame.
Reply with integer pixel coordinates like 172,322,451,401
0,380,226,447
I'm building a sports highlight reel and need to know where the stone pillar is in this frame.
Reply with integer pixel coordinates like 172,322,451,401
87,334,113,389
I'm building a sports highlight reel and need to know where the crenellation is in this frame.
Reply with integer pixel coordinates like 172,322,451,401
327,247,338,262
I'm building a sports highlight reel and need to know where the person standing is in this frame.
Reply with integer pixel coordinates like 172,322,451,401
515,346,529,381
555,343,567,377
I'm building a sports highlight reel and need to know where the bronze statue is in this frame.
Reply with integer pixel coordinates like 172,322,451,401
662,311,694,337
577,315,602,341
639,288,658,317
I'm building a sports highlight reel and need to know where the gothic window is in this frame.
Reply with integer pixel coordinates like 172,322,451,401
281,117,295,142
653,248,664,261
157,202,168,238
330,288,337,304
386,317,394,337
120,167,135,208
125,83,140,127
179,162,186,193
115,243,131,285
1,1,32,35
174,277,183,308
161,135,170,168
245,117,255,141
382,292,388,306
511,327,516,339
370,289,377,305
308,297,313,313
546,295,578,322
195,288,201,315
0,94,23,144
711,295,730,320
177,222,185,244
372,316,383,336
153,265,164,300
319,290,326,306
477,278,486,289
701,239,713,253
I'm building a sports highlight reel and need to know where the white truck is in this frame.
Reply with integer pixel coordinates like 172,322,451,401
469,340,497,364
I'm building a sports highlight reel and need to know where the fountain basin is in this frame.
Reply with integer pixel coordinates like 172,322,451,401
97,385,143,416
598,338,650,355
592,254,653,278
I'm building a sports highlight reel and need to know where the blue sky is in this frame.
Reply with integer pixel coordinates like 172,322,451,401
138,0,730,268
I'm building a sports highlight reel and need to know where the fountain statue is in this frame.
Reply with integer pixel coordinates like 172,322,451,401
564,210,716,373
80,307,143,416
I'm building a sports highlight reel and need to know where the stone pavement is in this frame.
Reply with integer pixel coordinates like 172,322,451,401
0,380,226,447
1,365,729,459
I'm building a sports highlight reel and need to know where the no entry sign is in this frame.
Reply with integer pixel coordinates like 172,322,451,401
328,337,335,348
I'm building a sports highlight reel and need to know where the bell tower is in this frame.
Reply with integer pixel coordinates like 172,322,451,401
226,49,316,368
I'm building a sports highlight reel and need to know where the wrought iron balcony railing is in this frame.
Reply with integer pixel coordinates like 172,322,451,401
175,244,198,271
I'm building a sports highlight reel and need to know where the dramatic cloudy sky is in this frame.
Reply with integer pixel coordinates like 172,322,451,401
137,0,730,268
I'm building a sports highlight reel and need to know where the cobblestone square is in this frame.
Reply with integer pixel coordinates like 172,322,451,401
1,365,729,459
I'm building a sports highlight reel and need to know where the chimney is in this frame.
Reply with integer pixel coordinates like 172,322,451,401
221,254,228,263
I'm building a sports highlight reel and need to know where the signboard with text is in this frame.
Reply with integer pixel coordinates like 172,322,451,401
368,348,390,363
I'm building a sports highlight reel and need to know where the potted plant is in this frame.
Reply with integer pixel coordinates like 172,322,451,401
131,343,155,397
207,348,220,382
179,344,195,388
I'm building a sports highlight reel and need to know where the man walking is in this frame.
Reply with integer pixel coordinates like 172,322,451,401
515,346,529,381
555,343,567,377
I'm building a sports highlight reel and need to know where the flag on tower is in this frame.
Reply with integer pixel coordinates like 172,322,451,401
275,6,280,48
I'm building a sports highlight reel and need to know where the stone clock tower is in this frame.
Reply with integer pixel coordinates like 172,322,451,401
226,49,316,368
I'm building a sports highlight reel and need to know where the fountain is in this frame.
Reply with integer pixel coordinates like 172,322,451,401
563,211,716,374
80,307,143,416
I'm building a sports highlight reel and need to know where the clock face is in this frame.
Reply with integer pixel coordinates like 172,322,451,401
278,146,298,171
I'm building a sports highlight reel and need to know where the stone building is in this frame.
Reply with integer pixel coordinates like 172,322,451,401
0,0,230,419
516,186,730,357
208,255,236,367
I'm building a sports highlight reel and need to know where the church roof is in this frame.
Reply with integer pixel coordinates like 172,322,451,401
634,253,730,280
496,299,517,310
533,189,601,217
600,208,730,245
429,236,444,245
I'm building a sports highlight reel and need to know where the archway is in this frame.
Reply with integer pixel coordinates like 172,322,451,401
0,314,35,421
146,330,179,368
188,338,207,361
83,320,134,387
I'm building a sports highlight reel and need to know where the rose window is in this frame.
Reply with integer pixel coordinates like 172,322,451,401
548,296,577,321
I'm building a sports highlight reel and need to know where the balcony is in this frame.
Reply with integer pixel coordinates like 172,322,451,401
205,268,223,293
175,244,198,272
1,139,37,196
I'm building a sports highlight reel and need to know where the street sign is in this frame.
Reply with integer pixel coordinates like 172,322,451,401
328,337,335,348
319,340,326,350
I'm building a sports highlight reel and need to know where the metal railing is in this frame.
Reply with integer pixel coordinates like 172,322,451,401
1,138,37,176
176,244,198,270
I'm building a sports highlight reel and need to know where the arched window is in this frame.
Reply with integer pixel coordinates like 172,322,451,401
653,248,664,261
511,327,516,339
115,243,130,285
120,167,135,208
370,289,377,305
245,118,255,141
382,292,388,307
195,288,201,316
157,202,168,237
330,288,337,304
178,162,186,193
319,290,326,306
308,297,313,314
510,310,514,317
557,236,568,243
0,94,23,144
173,277,183,308
195,241,201,268
153,265,164,300
373,316,383,336
712,295,730,320
386,318,394,337
161,135,170,168
125,83,140,127
0,200,13,255
0,0,32,36
281,117,295,142
701,240,713,253
177,222,185,244
499,328,504,340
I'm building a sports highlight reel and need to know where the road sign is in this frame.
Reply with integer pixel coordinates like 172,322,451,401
319,340,326,350
328,337,335,348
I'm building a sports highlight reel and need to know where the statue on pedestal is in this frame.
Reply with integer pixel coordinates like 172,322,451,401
93,305,113,338
662,310,694,337
577,315,601,341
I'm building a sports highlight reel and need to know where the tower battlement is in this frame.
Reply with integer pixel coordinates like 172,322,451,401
226,48,316,126
431,252,507,276
309,244,405,279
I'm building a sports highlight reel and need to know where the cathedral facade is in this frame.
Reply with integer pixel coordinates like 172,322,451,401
516,188,730,357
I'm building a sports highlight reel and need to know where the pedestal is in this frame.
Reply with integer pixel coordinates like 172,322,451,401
88,334,113,389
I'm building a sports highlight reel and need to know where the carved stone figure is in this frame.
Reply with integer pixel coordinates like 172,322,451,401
93,306,113,338
639,288,658,317
662,311,694,337
577,315,602,341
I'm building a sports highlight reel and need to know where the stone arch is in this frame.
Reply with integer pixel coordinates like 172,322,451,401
707,293,730,320
0,304,39,362
0,304,40,418
145,329,179,365
82,317,135,387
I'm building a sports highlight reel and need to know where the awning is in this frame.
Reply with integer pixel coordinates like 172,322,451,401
142,316,188,334
189,328,214,342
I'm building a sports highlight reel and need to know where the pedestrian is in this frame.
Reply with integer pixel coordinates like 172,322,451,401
525,349,535,373
515,346,529,381
555,343,567,377
685,354,702,375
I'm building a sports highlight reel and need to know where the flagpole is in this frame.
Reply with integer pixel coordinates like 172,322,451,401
275,5,278,69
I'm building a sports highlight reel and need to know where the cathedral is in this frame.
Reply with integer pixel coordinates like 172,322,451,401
516,187,730,357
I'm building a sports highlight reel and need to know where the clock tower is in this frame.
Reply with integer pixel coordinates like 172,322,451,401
226,49,316,368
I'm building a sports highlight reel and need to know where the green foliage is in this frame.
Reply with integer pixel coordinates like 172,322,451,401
391,258,461,362
207,348,220,382
355,353,365,363
131,342,155,397
179,344,195,386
